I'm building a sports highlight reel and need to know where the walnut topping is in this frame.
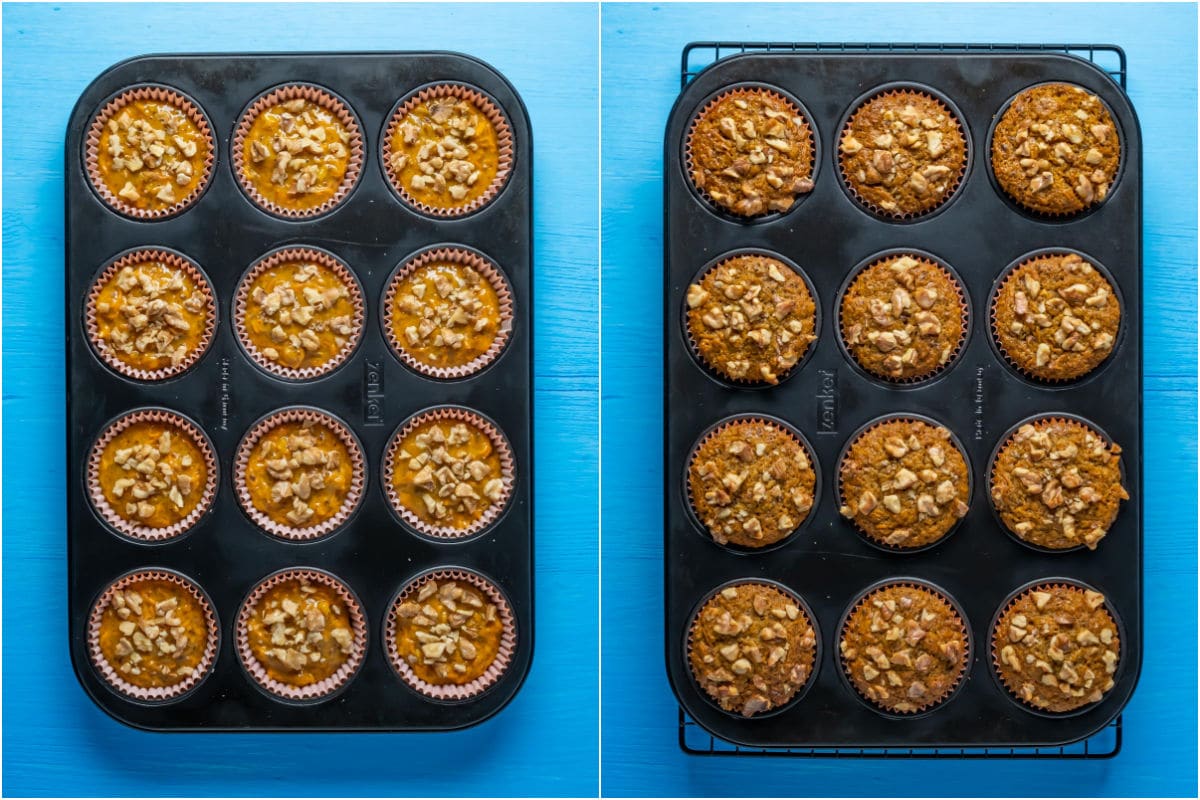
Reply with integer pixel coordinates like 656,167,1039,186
250,419,349,528
390,261,504,370
395,579,503,683
393,420,505,528
93,261,208,370
104,583,203,683
256,578,355,676
104,423,205,528
243,97,352,201
99,100,207,208
391,97,497,206
244,260,355,370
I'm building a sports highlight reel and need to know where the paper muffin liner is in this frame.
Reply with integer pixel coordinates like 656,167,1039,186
684,579,820,718
382,83,514,218
989,252,1122,384
88,568,219,702
236,567,367,702
383,407,516,539
85,85,216,220
838,580,971,716
232,84,364,219
987,414,1125,552
837,88,968,220
233,247,365,381
684,85,816,220
990,580,1121,715
683,252,820,387
87,408,218,541
382,247,515,380
234,407,365,541
85,248,217,381
684,415,820,549
837,253,970,385
384,567,517,702
836,414,972,552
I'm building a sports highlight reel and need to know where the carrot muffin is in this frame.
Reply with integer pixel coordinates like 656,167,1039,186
993,584,1120,712
685,254,817,384
385,254,511,376
839,418,969,549
242,573,361,692
992,83,1120,215
87,252,214,379
88,89,212,216
386,412,512,536
992,252,1120,381
840,255,967,382
686,87,815,217
385,87,510,213
840,583,968,714
237,251,361,377
990,418,1127,550
91,574,214,696
688,582,817,717
839,90,966,217
688,418,816,548
391,576,508,689
238,91,358,214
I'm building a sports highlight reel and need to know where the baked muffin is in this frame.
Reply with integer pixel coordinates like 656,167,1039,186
839,418,969,549
839,583,969,714
685,254,817,384
86,250,215,380
993,583,1120,712
992,252,1120,381
991,83,1120,215
687,418,816,548
839,90,966,217
686,87,815,217
688,582,817,717
840,254,967,382
990,418,1127,550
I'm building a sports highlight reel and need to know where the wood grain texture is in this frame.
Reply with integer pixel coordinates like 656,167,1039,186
2,3,598,797
600,3,1196,797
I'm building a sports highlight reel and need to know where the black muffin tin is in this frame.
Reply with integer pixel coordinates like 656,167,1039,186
664,48,1141,749
65,52,533,731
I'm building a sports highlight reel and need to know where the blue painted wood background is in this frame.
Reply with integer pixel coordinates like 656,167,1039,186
2,3,598,796
600,3,1196,797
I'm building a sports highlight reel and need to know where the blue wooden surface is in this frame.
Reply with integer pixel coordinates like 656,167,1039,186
2,3,597,796
600,3,1196,797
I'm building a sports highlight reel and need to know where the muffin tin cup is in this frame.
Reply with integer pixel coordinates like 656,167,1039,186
87,568,220,703
988,577,1126,719
84,83,216,220
232,245,366,381
381,82,515,219
383,567,518,702
381,246,515,380
84,247,217,382
86,407,219,542
235,567,368,703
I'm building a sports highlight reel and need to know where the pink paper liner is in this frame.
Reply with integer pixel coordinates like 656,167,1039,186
382,83,514,218
84,85,215,220
232,84,364,219
383,407,516,539
233,407,366,541
233,247,365,380
87,408,218,541
88,569,219,702
384,568,517,701
236,568,367,701
84,249,216,381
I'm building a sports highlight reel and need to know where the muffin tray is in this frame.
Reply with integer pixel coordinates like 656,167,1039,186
664,48,1141,749
65,52,533,730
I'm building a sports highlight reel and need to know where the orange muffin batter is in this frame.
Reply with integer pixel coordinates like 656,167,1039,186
388,95,502,209
241,259,357,372
390,419,506,531
244,577,357,687
96,578,211,689
97,420,208,529
388,261,504,370
394,578,505,685
242,98,353,211
95,99,210,212
243,420,354,529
